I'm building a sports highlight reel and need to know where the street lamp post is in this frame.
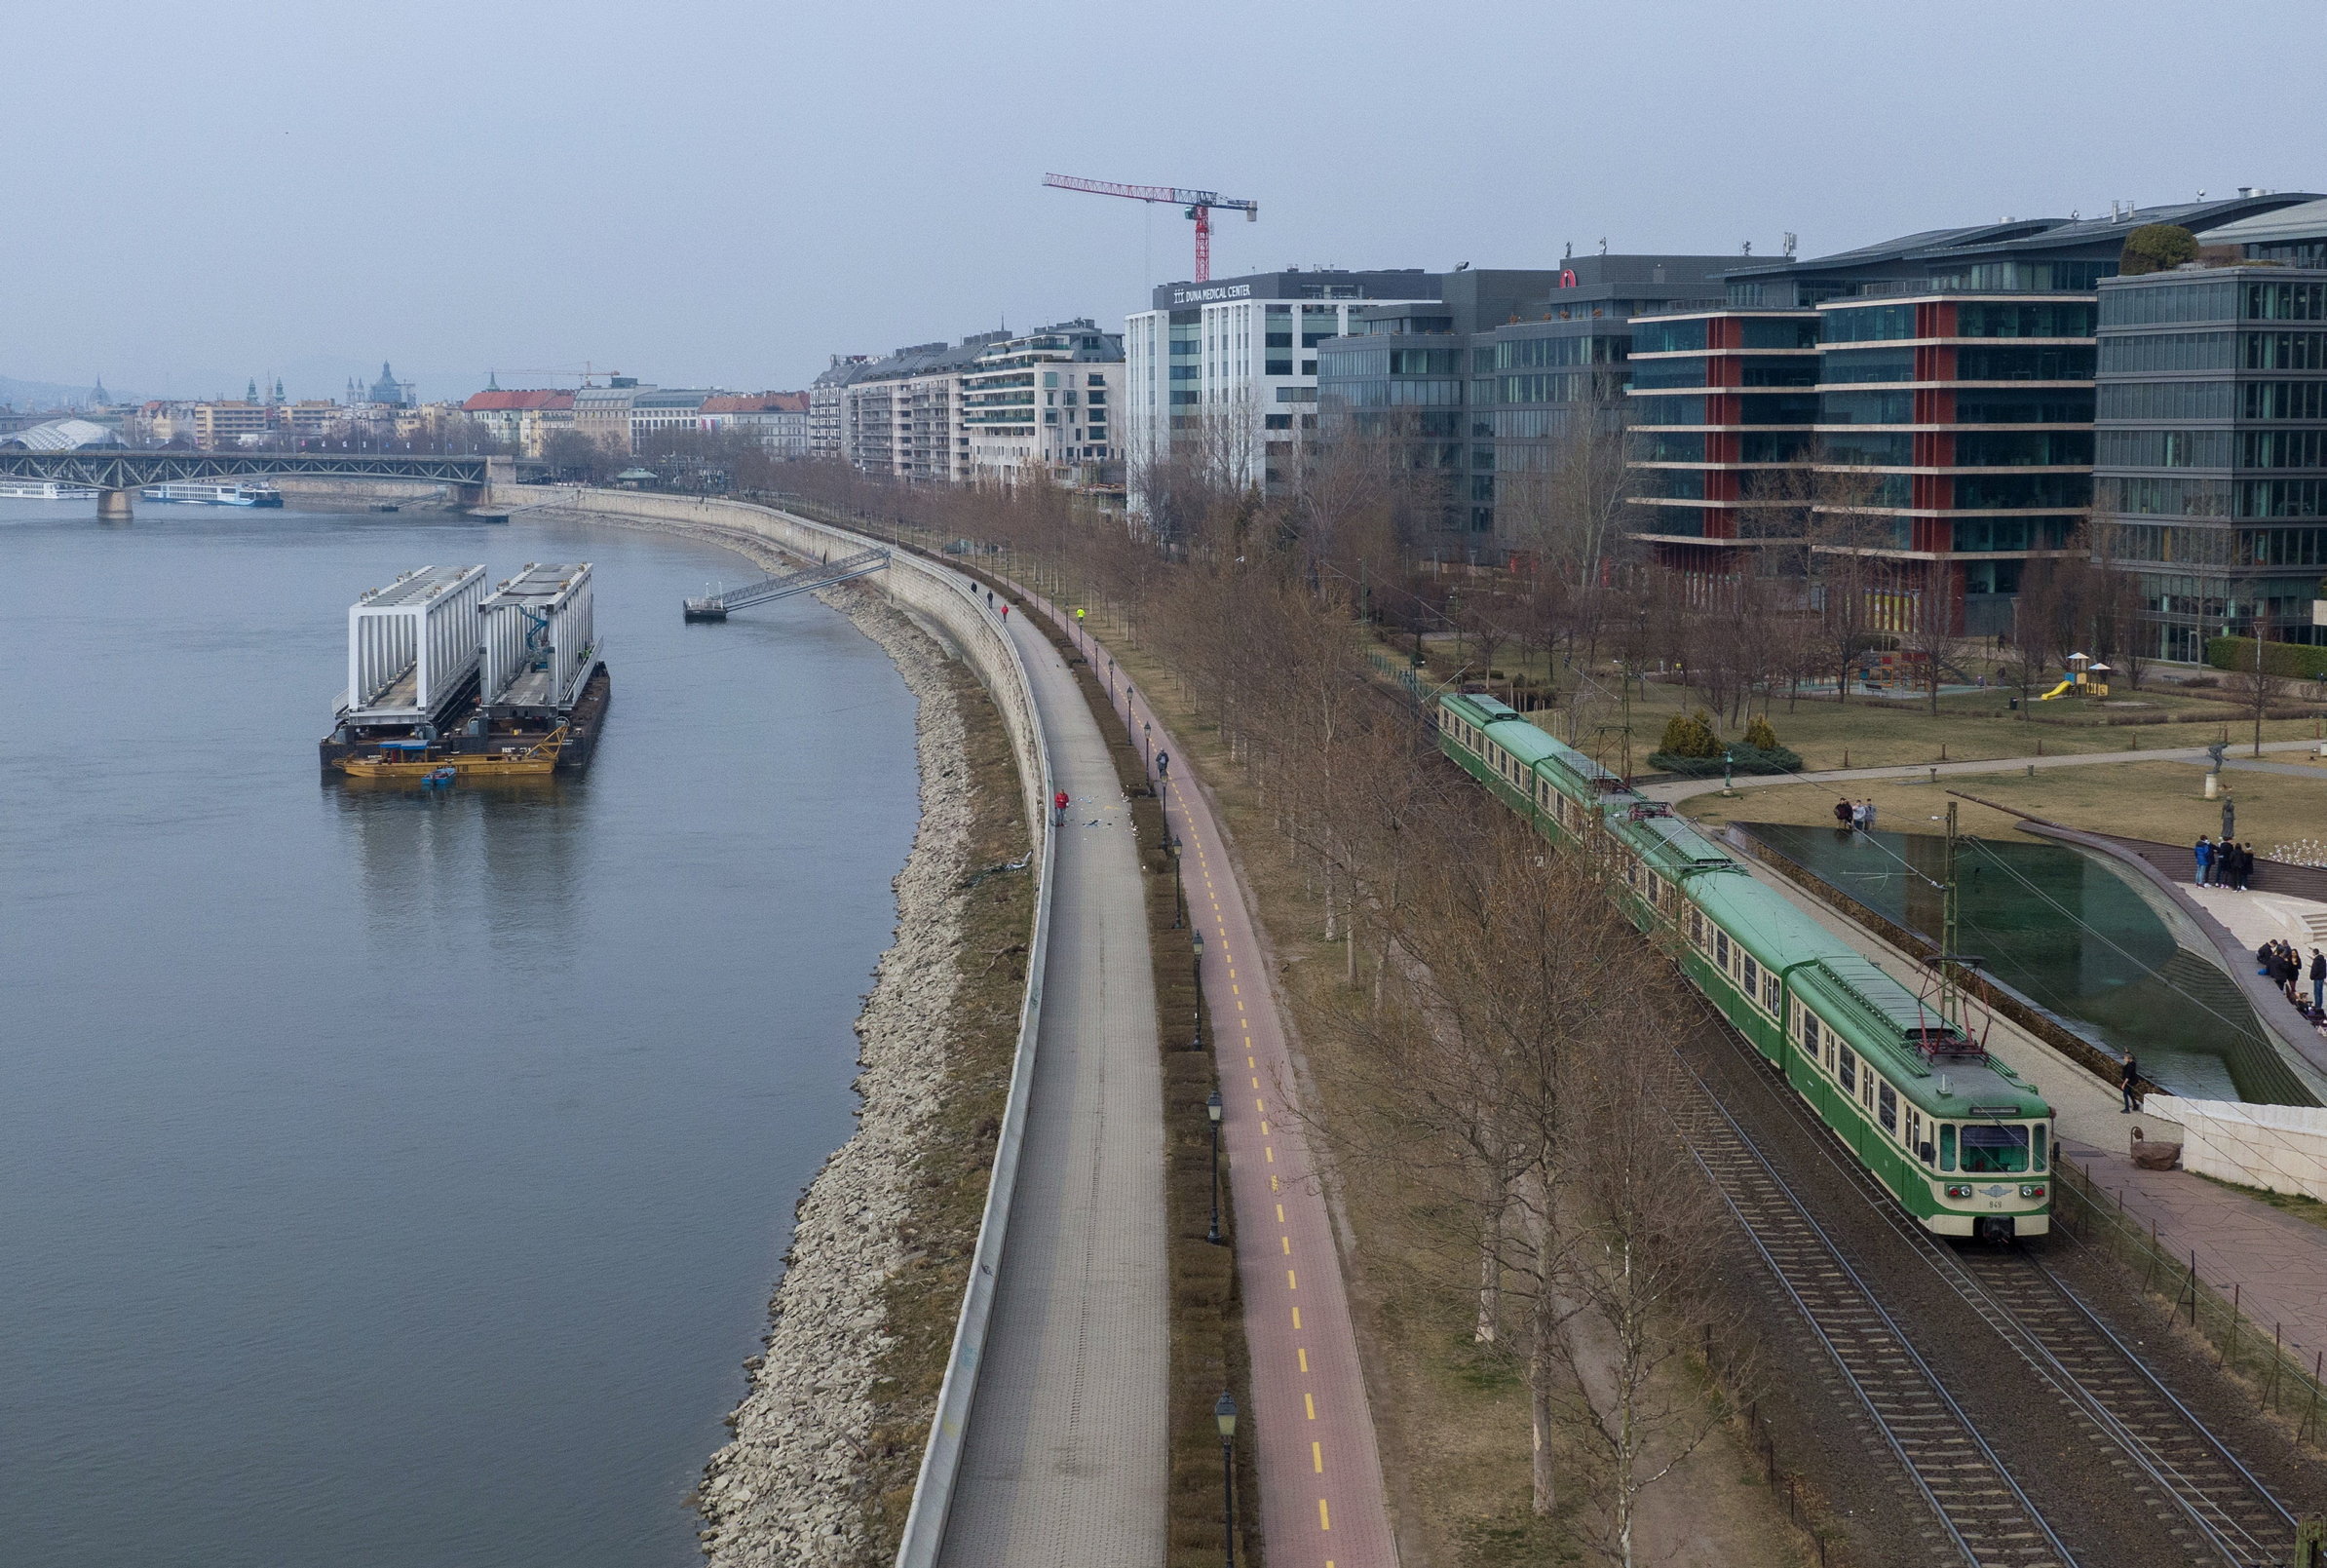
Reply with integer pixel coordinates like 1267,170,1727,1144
1214,1391,1240,1567
1206,1088,1224,1244
1169,836,1185,928
1144,720,1153,778
1192,929,1206,1050
1125,687,1137,746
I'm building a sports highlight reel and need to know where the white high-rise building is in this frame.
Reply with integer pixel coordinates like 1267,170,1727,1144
1124,269,1438,508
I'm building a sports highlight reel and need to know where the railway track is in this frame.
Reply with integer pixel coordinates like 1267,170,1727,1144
1678,1065,2079,1568
1681,1017,2302,1568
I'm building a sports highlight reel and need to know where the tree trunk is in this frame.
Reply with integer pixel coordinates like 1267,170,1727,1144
1529,1271,1558,1514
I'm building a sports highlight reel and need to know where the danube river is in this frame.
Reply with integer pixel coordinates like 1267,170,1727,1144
0,498,920,1566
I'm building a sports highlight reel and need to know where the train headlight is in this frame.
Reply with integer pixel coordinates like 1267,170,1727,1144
1944,1184,1973,1200
2020,1185,2045,1199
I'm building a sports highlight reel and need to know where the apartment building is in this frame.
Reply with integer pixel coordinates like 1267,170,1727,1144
573,380,648,452
462,389,577,457
701,392,812,458
961,321,1123,484
838,333,1008,482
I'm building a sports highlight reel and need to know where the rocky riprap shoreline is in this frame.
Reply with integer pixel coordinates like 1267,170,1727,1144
692,586,973,1565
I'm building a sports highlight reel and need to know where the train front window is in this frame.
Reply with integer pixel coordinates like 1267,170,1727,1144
1938,1125,1956,1171
1959,1125,2031,1173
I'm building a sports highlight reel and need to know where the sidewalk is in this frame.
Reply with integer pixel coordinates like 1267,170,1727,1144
1640,738,2324,805
2063,1135,2327,1370
935,606,1169,1568
1042,596,1400,1568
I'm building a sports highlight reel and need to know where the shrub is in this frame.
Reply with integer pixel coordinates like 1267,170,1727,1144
2206,635,2327,681
1742,714,1779,751
2120,223,2199,277
1658,708,1721,758
1648,740,1803,778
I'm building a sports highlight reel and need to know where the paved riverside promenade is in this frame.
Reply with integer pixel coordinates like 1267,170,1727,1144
1638,736,2324,805
1035,600,1399,1568
935,607,1168,1567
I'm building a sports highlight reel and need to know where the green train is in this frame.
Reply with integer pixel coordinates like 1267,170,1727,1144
1438,691,2053,1242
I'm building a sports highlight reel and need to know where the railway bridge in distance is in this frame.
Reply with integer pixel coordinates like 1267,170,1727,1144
0,448,530,518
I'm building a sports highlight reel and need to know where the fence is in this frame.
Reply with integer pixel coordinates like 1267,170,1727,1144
2050,1155,2327,1448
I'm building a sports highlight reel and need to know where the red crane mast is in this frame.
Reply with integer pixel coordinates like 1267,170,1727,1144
1042,172,1260,284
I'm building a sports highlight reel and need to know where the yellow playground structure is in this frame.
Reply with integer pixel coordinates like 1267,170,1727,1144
2038,651,2112,700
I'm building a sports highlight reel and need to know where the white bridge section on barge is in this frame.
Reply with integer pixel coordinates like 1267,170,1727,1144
341,564,486,727
479,562,597,714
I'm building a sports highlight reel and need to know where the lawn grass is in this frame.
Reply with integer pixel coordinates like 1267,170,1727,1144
1385,629,2327,774
1680,757,2327,851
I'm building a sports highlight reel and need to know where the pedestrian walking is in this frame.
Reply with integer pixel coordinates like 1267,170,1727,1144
2310,948,2325,1013
2193,834,2214,887
1052,789,1069,826
1000,603,1011,622
2119,1052,2140,1113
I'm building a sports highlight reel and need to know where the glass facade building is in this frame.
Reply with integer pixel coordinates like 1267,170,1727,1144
2095,268,2327,657
1629,194,2321,636
1316,255,1734,550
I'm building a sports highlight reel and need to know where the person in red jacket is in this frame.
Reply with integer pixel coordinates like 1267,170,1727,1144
1053,789,1069,825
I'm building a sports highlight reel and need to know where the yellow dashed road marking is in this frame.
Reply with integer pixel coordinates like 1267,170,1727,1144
1287,1269,1297,1290
1275,1204,1284,1223
1319,1499,1332,1531
1298,1347,1309,1372
1304,1392,1316,1419
1292,1306,1301,1328
1280,1235,1290,1254
1313,1439,1323,1472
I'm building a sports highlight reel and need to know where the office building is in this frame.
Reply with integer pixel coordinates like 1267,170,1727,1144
629,388,718,451
1124,269,1441,506
2094,261,2327,657
573,380,647,452
1631,195,2317,633
1315,256,1733,546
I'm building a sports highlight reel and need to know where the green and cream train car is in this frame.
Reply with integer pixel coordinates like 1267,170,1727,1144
1438,692,2053,1241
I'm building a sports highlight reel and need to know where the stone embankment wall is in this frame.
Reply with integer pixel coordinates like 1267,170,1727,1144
497,484,1052,1566
274,476,456,507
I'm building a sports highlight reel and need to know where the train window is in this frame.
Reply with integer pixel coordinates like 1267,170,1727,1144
2033,1124,2047,1171
1799,1013,1815,1051
1878,1083,1897,1136
1764,974,1782,1014
1960,1125,2031,1173
1860,1075,1875,1116
1906,1110,1924,1157
1838,1049,1856,1095
1689,910,1703,946
1740,954,1760,997
1938,1125,1957,1171
1714,931,1730,970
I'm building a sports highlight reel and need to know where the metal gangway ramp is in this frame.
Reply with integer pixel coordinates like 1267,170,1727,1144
681,546,889,621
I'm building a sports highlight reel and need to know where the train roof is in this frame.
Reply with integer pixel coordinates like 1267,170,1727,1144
1692,874,1845,973
1794,956,2048,1119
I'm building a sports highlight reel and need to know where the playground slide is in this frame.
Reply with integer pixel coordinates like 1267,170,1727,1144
2038,680,2074,700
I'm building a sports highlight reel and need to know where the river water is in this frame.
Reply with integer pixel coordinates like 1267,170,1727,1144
0,500,920,1567
1747,822,2318,1107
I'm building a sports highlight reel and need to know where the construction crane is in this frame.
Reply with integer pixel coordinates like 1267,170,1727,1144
1042,172,1259,284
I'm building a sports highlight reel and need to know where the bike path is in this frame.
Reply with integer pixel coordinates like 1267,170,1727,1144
1037,601,1399,1568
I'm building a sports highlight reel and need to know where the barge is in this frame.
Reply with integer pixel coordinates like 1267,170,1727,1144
320,562,609,778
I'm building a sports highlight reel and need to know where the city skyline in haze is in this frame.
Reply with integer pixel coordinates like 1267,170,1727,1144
5,0,2314,403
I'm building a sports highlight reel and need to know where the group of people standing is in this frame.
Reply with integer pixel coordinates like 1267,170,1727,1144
1833,797,1880,832
2256,937,2327,1015
2193,834,2260,891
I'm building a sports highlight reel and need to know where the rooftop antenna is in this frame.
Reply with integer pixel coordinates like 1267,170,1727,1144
1563,240,1573,260
1783,231,1798,257
1741,239,1753,255
1598,236,1608,255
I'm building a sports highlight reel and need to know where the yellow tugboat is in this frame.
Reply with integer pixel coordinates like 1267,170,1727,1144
338,726,569,781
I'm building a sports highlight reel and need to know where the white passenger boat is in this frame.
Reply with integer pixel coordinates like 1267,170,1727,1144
0,479,101,500
140,481,286,507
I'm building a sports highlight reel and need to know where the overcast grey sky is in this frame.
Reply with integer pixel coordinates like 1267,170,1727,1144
6,0,2315,402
